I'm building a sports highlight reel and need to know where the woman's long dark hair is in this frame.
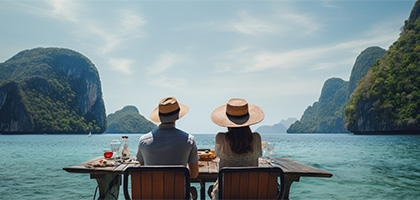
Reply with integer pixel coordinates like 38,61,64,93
225,126,254,154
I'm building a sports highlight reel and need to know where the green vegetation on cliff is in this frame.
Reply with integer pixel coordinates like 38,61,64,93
288,47,385,133
288,78,349,133
345,1,420,133
0,47,106,133
106,106,157,133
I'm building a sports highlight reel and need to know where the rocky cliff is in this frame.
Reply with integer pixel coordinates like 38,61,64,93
345,0,420,134
288,47,385,133
0,81,33,132
349,47,387,95
0,47,106,134
288,78,349,133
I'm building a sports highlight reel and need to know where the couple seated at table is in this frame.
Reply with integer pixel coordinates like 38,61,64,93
136,97,264,199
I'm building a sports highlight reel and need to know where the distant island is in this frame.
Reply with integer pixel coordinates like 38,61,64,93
256,118,297,134
105,105,156,133
0,47,106,134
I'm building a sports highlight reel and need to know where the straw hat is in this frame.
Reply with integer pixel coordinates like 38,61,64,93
149,97,189,123
211,98,264,127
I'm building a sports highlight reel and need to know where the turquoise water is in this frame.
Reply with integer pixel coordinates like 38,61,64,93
1,133,420,199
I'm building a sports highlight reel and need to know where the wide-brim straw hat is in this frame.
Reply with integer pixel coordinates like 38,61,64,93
150,97,189,123
211,98,264,127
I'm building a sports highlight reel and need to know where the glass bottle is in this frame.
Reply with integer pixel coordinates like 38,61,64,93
121,136,130,159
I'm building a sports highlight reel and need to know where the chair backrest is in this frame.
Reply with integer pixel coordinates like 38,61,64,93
218,167,285,199
123,165,191,200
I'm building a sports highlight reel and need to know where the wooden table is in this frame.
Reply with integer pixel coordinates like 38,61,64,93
63,157,332,200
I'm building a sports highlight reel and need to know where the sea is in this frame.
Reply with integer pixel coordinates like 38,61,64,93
1,133,419,200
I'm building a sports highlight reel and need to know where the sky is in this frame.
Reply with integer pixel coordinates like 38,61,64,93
0,0,416,134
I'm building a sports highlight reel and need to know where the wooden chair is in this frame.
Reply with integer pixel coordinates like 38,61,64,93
123,165,191,200
218,167,285,199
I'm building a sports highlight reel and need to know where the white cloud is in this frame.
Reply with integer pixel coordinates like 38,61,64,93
275,11,322,36
108,58,134,75
42,1,147,54
226,11,279,35
217,23,399,74
120,9,147,30
148,75,189,89
214,63,233,73
206,8,321,37
311,57,355,72
46,0,81,22
148,52,186,75
322,0,339,9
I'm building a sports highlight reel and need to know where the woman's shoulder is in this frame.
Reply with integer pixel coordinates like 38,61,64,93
252,132,262,142
252,132,261,137
215,132,227,140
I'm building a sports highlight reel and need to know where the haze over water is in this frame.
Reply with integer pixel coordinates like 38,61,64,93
1,133,419,199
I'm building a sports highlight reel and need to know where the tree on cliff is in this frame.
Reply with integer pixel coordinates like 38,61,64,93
345,0,420,133
0,47,106,134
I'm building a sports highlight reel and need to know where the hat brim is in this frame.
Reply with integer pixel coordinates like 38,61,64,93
149,103,189,123
211,104,264,127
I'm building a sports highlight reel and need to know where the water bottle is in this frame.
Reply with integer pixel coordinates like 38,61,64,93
121,136,130,159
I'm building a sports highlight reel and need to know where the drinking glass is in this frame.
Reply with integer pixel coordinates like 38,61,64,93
267,142,275,160
110,139,121,159
104,150,113,159
261,141,268,157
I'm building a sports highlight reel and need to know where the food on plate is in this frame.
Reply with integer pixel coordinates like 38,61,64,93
86,159,116,167
198,150,215,160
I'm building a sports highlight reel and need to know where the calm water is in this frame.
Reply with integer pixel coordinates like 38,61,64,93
1,133,419,200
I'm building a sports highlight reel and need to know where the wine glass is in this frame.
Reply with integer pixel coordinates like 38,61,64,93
267,142,275,160
261,141,268,157
110,139,121,159
103,150,113,159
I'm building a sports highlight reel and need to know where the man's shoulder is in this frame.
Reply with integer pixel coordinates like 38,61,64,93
139,132,153,141
172,128,197,145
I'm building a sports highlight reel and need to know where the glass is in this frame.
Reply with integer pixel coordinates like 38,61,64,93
267,142,275,160
261,141,268,157
110,139,121,159
103,151,113,159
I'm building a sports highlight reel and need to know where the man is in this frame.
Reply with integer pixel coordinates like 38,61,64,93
136,97,199,178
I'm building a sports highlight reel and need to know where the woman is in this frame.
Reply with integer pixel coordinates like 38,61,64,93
209,98,264,199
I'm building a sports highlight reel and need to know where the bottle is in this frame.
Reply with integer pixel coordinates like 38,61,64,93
121,136,130,159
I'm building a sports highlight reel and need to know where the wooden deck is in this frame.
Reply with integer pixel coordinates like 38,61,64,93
63,157,332,200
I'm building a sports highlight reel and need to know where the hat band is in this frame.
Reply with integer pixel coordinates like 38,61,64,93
226,112,250,125
159,108,180,116
226,112,249,118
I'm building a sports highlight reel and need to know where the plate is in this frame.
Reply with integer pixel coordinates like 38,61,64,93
86,159,117,168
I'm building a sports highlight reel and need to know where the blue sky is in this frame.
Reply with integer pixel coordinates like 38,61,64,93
0,0,416,133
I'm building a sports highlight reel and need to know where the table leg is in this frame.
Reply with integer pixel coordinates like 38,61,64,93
91,174,121,200
199,179,206,200
281,174,300,200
